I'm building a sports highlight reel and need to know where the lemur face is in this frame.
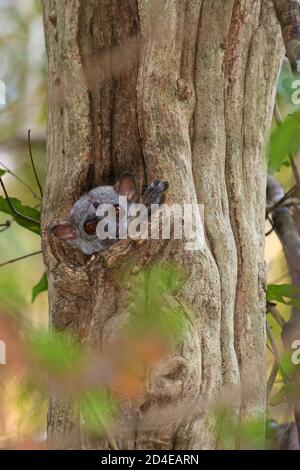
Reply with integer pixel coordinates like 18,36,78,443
51,174,139,255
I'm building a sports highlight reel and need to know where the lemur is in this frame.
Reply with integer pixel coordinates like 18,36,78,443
51,174,169,255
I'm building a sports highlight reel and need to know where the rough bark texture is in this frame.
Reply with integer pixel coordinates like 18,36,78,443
42,0,284,449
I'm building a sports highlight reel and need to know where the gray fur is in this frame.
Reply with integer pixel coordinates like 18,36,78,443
68,186,123,255
51,177,168,256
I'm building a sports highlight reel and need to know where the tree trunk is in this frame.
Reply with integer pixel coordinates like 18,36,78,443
41,0,284,450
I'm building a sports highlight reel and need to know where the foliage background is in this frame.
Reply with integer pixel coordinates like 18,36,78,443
0,0,47,448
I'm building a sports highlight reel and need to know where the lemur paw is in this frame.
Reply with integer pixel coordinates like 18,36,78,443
143,180,169,206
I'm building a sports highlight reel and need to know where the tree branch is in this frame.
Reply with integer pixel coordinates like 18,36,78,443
267,361,279,401
0,250,42,268
28,129,43,198
267,303,286,329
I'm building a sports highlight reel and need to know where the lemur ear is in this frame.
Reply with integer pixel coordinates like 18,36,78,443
51,222,77,240
113,173,138,202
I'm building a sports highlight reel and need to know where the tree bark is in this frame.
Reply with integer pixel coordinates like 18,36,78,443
41,0,284,450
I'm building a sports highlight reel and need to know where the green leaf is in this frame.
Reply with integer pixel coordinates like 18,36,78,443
213,407,265,449
268,110,300,173
0,195,40,234
0,169,6,177
32,272,48,302
267,284,300,308
29,330,85,375
80,390,117,436
278,351,297,378
238,417,266,449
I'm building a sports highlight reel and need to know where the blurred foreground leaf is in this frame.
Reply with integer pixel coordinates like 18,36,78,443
80,390,117,436
124,263,190,341
214,407,265,449
278,351,298,379
28,330,84,375
269,382,300,406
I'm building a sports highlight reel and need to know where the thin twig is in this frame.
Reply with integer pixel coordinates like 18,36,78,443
0,176,40,225
0,220,12,233
0,221,10,227
272,271,289,284
266,215,275,236
265,226,275,236
274,101,283,126
267,361,279,400
266,321,281,363
267,303,286,328
28,129,43,198
89,407,118,450
267,185,297,216
0,250,42,268
0,161,41,201
291,158,300,187
266,321,290,384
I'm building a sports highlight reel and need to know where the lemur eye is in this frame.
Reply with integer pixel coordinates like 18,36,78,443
83,218,97,235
